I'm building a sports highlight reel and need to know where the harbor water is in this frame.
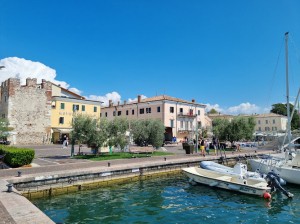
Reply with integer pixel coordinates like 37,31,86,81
32,174,300,224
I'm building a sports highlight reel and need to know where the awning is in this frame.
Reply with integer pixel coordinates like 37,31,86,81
52,128,72,134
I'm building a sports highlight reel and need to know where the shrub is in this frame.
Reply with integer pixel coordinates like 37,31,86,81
0,146,35,168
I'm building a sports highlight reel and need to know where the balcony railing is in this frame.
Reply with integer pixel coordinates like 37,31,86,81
178,112,196,118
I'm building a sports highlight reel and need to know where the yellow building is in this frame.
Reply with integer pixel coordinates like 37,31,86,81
51,84,102,143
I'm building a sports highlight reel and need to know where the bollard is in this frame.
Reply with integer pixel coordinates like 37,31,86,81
17,171,22,177
108,162,110,167
6,183,13,192
164,157,167,161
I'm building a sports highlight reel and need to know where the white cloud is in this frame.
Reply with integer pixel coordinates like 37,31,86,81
127,95,147,103
86,92,122,106
226,102,260,115
205,103,224,113
0,57,71,88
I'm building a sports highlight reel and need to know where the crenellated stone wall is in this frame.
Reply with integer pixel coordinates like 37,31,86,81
0,78,52,145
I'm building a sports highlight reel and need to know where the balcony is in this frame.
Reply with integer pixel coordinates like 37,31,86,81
178,112,197,118
178,127,194,133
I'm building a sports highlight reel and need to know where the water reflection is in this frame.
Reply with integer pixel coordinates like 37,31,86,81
33,175,300,224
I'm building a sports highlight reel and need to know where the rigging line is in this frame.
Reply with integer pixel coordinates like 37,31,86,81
265,37,284,108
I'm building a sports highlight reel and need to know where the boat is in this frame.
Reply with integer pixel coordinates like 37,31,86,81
200,161,267,183
249,32,300,185
182,167,271,197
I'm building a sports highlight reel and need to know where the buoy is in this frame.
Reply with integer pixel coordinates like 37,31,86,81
263,192,271,200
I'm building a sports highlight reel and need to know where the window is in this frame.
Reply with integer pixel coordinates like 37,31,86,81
2,114,5,118
140,108,144,114
185,121,189,130
190,121,193,129
59,117,64,124
258,127,261,131
146,107,151,113
100,113,102,117
113,111,116,116
189,109,193,115
105,112,107,117
180,121,183,128
198,110,200,115
275,127,277,131
73,104,79,111
94,107,97,112
170,107,174,113
82,105,85,111
60,103,65,110
4,96,7,102
132,109,135,115
170,119,174,128
118,111,122,116
265,120,268,124
258,120,261,124
179,108,183,113
157,106,160,112
126,110,129,115
198,121,202,128
273,119,275,124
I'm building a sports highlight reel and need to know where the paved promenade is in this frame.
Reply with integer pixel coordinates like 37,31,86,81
0,143,275,224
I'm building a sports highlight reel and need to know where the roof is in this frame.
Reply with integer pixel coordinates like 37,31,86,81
102,95,206,108
254,113,287,118
51,82,85,99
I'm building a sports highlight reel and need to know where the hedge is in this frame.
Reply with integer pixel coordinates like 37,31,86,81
0,146,35,168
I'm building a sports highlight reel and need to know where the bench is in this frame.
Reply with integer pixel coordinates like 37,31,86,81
129,146,154,155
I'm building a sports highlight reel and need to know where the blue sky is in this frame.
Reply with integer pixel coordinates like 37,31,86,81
0,0,300,114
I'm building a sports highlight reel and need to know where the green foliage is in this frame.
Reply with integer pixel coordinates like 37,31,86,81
75,151,173,161
0,146,35,167
212,116,256,142
208,108,219,114
131,119,165,148
271,103,300,130
0,118,11,140
107,118,129,150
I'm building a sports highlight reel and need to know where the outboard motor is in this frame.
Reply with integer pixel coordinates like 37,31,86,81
265,172,293,198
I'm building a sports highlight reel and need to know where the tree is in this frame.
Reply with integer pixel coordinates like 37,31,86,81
212,118,230,141
70,114,99,155
131,119,165,148
208,108,219,114
0,118,11,140
212,116,255,143
271,103,300,130
107,118,129,151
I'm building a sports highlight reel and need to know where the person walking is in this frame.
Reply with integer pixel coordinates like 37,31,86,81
200,138,205,157
205,139,210,155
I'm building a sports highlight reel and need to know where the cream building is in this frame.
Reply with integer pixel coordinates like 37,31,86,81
101,95,209,142
254,113,287,133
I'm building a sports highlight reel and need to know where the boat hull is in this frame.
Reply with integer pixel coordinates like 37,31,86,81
249,158,300,185
182,167,270,197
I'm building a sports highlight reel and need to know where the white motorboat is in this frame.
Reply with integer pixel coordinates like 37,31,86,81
182,167,271,197
249,32,300,185
200,161,266,182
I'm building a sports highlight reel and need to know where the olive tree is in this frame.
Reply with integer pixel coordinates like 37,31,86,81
131,119,165,148
107,117,129,151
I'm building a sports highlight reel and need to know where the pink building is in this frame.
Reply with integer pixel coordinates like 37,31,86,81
101,95,209,142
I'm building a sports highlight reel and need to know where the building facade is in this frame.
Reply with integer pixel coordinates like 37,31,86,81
101,95,208,142
0,78,102,145
254,113,287,133
0,78,52,144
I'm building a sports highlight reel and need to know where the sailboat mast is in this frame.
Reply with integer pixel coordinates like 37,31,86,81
285,32,291,151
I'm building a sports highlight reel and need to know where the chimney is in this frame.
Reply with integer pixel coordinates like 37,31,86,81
124,100,127,105
117,101,120,106
138,95,142,103
109,100,112,107
192,99,195,103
